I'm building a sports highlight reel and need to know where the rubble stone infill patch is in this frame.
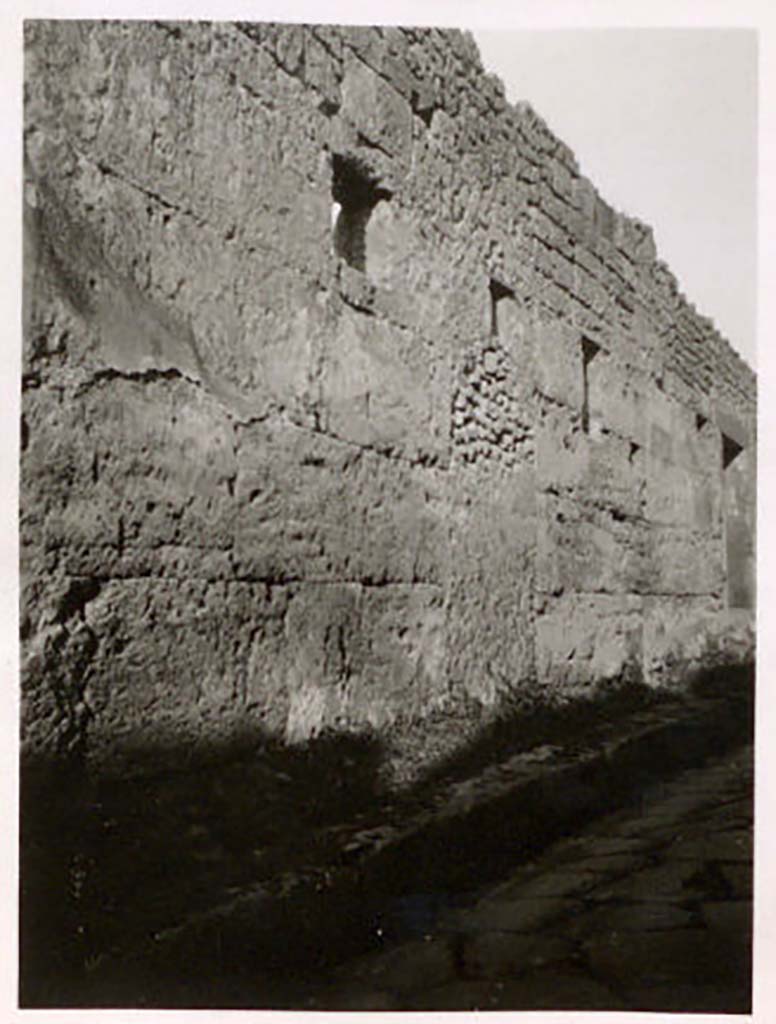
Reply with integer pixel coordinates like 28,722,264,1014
71,672,753,1009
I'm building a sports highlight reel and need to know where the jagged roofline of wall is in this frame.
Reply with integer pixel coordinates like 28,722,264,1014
456,30,755,394
305,20,754,399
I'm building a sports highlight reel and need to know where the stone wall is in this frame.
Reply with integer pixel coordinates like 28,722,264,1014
21,21,756,783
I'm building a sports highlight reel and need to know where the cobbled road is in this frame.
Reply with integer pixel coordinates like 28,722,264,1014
311,743,753,1013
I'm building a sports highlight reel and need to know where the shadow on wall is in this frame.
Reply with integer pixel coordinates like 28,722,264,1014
19,661,754,1009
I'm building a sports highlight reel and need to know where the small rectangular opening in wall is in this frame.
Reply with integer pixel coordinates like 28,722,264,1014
581,336,601,434
696,413,708,431
331,154,390,273
489,278,514,337
722,433,744,470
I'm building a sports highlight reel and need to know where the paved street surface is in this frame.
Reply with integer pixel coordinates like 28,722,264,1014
310,743,753,1013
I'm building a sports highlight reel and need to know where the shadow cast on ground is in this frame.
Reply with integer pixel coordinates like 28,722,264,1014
19,662,754,1008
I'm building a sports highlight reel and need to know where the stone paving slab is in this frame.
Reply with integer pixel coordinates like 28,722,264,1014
589,859,700,903
450,895,584,933
340,934,455,995
565,834,652,856
486,867,601,901
563,851,649,876
568,899,698,935
308,743,753,1013
668,828,752,862
701,898,753,936
405,968,627,1012
456,929,576,979
615,982,749,1015
717,862,753,900
584,927,750,989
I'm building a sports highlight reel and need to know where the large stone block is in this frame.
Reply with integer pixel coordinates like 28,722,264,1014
646,526,725,597
446,466,537,707
535,492,648,596
642,598,752,688
534,593,644,697
283,581,447,742
75,577,292,776
320,305,447,462
339,56,413,184
231,422,449,586
587,351,648,447
532,321,584,409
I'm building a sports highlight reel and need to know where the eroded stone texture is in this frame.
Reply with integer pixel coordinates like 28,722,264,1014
22,21,756,782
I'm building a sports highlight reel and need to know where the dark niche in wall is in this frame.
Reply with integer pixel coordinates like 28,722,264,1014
722,432,744,470
331,154,391,273
489,278,514,338
721,431,754,610
581,336,601,434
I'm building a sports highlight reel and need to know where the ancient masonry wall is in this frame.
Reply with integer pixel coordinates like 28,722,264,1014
21,21,756,781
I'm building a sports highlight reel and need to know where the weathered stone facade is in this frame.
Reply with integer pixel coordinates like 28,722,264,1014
22,21,756,785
